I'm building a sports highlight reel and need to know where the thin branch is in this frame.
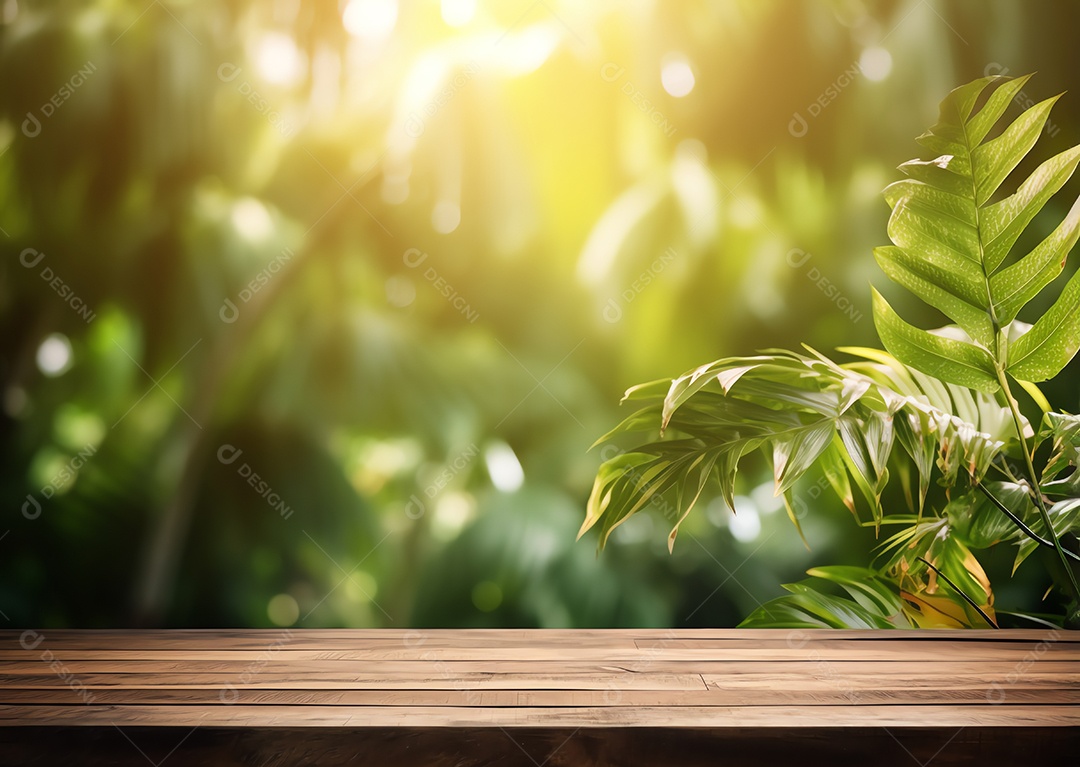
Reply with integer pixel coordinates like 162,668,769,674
916,556,999,629
975,482,1080,564
995,610,1065,630
996,368,1080,606
989,456,1023,485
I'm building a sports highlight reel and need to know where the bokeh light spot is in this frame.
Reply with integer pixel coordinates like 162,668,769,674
343,0,398,42
432,200,461,233
254,32,305,85
859,47,892,81
231,197,274,242
729,496,762,542
385,276,416,307
661,53,695,97
267,593,299,626
471,580,502,612
343,571,378,603
36,334,72,377
485,441,524,492
433,491,475,539
441,0,475,28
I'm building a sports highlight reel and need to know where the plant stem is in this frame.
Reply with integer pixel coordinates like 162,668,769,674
915,556,998,629
995,367,1080,606
975,483,1080,563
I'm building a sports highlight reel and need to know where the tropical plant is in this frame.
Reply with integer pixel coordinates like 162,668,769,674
580,74,1080,629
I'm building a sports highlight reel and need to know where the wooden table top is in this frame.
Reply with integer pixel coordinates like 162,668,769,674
1,628,1078,729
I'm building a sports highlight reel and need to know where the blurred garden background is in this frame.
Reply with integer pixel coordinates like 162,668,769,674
2,0,1078,628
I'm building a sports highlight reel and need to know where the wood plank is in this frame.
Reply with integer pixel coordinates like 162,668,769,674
7,631,1075,663
2,629,1075,734
3,629,1074,650
3,628,1073,640
700,671,1079,688
631,638,1080,661
2,658,1077,676
3,674,1071,699
1,686,1075,706
0,672,708,691
6,648,1071,665
2,703,1079,727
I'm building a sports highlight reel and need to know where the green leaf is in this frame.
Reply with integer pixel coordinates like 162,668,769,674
946,483,1030,548
622,378,674,402
893,410,934,514
962,75,1034,144
773,420,835,496
714,443,746,514
876,75,1080,390
833,426,883,524
872,288,999,392
1014,498,1080,573
781,489,811,550
973,96,1060,203
739,572,904,629
662,358,750,430
590,405,662,448
983,145,1080,271
886,197,982,279
667,451,718,552
863,410,895,480
579,451,658,543
890,529,997,628
874,245,993,346
805,565,905,617
991,196,1080,323
737,598,842,629
882,180,975,227
582,76,1080,626
1016,378,1052,414
818,442,856,518
1007,263,1080,381
896,156,969,196
1040,411,1080,487
585,347,1013,566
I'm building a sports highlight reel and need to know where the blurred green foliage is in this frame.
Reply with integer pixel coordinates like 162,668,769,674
1,0,1077,627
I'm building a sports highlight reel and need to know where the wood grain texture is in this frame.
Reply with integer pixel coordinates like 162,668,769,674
0,629,1076,730
3,703,1080,727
